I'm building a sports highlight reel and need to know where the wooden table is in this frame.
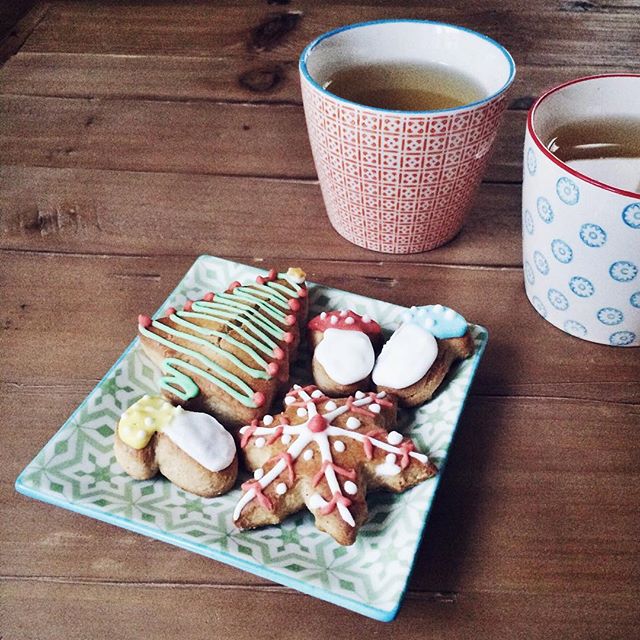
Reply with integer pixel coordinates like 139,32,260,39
1,2,639,638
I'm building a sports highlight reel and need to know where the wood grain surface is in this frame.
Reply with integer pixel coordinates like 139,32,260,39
1,1,639,639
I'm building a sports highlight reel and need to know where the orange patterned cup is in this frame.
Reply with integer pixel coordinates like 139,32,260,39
300,20,515,254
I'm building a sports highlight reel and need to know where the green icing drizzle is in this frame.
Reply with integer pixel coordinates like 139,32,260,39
162,358,257,407
169,313,269,369
140,271,305,407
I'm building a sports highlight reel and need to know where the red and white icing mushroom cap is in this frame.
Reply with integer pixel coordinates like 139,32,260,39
308,309,381,335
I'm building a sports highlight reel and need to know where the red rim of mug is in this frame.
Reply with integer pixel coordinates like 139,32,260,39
528,73,640,201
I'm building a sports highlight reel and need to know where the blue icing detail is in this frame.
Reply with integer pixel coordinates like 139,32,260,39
401,304,467,339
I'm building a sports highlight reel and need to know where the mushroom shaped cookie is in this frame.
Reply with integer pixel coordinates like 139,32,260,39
308,310,382,396
114,395,238,497
372,305,474,407
233,385,437,546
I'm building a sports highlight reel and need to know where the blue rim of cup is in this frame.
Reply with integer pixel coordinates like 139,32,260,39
299,19,516,115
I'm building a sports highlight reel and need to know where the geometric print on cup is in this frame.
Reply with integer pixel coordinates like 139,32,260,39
536,196,554,223
551,239,573,263
609,330,636,346
597,307,624,325
609,261,638,282
534,250,550,275
556,177,579,205
564,319,588,337
569,276,595,298
548,288,569,310
621,202,640,229
301,79,509,253
579,223,607,248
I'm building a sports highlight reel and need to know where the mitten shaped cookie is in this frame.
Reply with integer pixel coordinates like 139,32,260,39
233,384,437,545
114,395,238,497
137,267,308,427
308,310,382,396
372,305,474,407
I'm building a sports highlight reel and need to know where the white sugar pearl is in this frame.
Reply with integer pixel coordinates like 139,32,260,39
293,384,301,390
445,308,456,319
339,310,347,317
434,304,443,312
320,311,327,319
303,449,313,461
387,431,403,446
330,315,338,325
254,468,264,480
345,317,355,325
376,391,386,399
284,396,295,405
346,417,361,430
355,391,365,399
362,315,371,323
275,482,287,495
281,434,292,445
344,481,358,495
136,429,146,440
424,317,435,328
370,403,381,414
239,426,249,434
410,306,417,312
262,414,274,426
255,437,266,448
311,389,323,399
144,417,154,427
385,453,396,464
297,407,307,418
333,440,346,453
325,401,337,411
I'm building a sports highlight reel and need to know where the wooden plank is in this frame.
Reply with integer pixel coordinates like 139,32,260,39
0,52,632,108
0,1,48,65
1,252,638,403
5,394,640,599
0,95,525,181
0,166,522,266
2,579,638,639
19,1,640,69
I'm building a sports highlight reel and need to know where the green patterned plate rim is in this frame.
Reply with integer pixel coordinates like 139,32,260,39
15,255,488,622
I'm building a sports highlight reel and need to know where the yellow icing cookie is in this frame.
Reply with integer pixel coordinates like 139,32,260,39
118,395,179,449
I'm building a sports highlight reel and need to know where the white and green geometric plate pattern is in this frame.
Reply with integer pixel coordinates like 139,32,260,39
16,255,487,622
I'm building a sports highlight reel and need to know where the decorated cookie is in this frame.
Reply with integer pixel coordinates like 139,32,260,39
308,310,382,396
372,304,474,406
114,395,238,497
137,267,308,427
233,384,437,545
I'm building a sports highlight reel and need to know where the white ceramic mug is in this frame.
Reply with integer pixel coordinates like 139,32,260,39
299,20,515,254
523,74,640,347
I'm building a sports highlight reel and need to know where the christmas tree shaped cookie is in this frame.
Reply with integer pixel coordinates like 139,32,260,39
137,268,308,427
234,384,437,545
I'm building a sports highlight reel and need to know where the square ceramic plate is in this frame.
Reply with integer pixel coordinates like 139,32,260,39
16,255,487,621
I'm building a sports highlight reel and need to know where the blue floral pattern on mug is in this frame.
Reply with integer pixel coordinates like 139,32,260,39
534,250,549,275
531,295,547,318
569,276,595,298
556,177,579,205
524,209,534,235
564,320,587,337
537,197,554,223
597,307,624,325
621,203,640,229
609,330,636,346
579,223,607,248
526,148,536,176
551,239,573,264
548,288,569,310
609,261,638,282
631,292,640,308
524,261,535,285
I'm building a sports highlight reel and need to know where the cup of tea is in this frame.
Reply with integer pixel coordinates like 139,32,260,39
523,74,640,347
299,20,515,254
